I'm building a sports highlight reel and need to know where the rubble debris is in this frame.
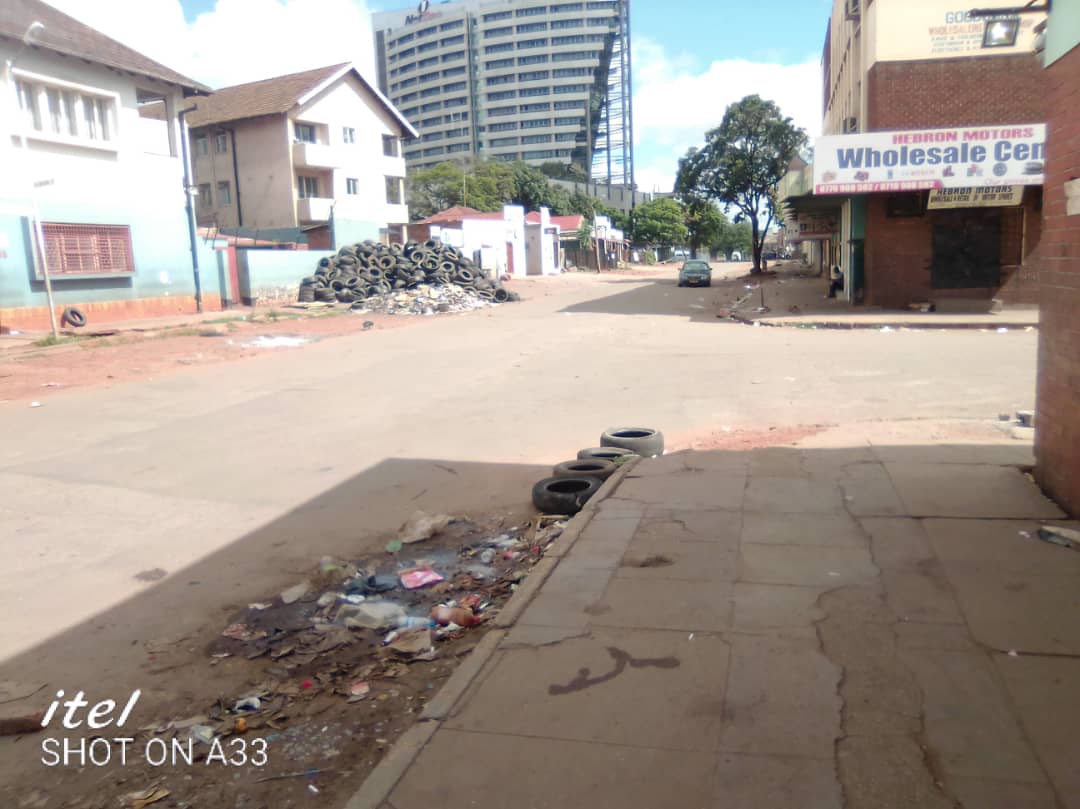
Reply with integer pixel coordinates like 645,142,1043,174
297,239,520,314
430,605,480,628
0,711,45,736
221,623,268,642
124,787,170,809
339,601,408,630
383,627,436,660
280,581,312,605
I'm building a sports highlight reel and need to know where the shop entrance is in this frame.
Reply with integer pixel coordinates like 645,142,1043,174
930,210,1002,289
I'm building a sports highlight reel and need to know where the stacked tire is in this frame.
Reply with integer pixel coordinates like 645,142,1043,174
530,427,664,516
298,240,520,306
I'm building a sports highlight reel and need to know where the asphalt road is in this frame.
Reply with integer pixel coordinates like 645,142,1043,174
0,263,1036,685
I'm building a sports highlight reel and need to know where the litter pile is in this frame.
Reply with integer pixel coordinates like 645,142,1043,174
297,240,520,313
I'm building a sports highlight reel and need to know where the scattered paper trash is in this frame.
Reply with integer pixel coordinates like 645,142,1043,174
429,604,479,627
385,627,435,660
880,326,894,333
348,681,370,700
340,601,407,630
125,787,170,809
243,335,308,349
190,725,215,745
233,696,261,712
997,327,1009,334
248,602,272,611
400,567,445,589
1007,650,1019,657
280,581,312,605
29,401,41,408
308,784,320,795
1018,530,1031,539
221,623,268,642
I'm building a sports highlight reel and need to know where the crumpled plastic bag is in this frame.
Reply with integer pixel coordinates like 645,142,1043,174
400,510,453,544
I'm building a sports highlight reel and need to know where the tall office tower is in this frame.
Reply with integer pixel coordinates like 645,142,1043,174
373,0,633,187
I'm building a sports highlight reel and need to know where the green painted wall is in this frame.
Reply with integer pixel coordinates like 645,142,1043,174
1045,0,1080,66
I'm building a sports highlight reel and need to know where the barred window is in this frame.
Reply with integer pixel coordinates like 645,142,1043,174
40,223,134,276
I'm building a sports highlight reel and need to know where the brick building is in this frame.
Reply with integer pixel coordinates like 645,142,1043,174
1034,6,1080,516
784,0,1048,309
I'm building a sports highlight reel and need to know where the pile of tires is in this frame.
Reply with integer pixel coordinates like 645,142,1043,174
531,427,665,516
297,239,520,306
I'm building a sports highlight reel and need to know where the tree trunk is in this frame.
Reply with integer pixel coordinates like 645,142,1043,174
750,219,762,273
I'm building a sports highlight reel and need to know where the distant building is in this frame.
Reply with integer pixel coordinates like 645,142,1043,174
0,0,211,330
783,0,1047,309
372,0,633,188
186,63,418,247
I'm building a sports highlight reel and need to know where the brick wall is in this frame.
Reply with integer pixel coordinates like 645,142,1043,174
1035,43,1080,517
863,191,1042,308
867,54,1046,130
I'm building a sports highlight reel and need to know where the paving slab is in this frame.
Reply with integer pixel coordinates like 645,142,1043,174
860,517,935,570
924,518,1080,578
893,621,979,652
731,582,826,634
900,649,1046,782
838,735,960,809
390,730,719,809
884,463,1065,519
882,566,966,624
743,476,845,513
713,752,843,809
444,628,730,752
617,533,738,581
516,565,612,630
993,655,1080,809
589,577,734,632
739,543,878,587
835,462,909,516
944,777,1061,809
562,515,640,569
616,469,747,509
719,634,842,759
870,443,1037,467
636,508,742,544
741,512,865,547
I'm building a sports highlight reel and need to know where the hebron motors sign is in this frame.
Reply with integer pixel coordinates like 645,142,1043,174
813,125,1046,195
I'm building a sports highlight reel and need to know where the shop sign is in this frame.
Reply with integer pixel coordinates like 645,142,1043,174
785,214,837,241
926,186,1024,209
813,124,1046,195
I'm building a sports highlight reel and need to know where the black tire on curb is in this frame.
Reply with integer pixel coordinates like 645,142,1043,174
600,427,665,457
531,476,602,516
61,307,87,328
577,446,637,461
552,459,617,481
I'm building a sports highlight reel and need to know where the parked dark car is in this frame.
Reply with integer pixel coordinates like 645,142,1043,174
677,260,712,287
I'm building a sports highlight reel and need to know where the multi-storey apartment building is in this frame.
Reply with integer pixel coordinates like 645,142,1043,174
372,0,633,187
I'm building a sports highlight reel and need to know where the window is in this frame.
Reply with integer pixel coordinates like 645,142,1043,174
522,118,551,128
554,83,589,94
420,87,441,97
216,180,232,205
518,54,549,65
16,80,41,131
421,100,441,112
486,58,515,69
45,88,78,136
489,121,518,132
16,78,116,144
446,127,469,138
40,223,135,276
588,16,614,25
419,71,439,83
551,18,584,29
444,81,467,92
555,115,585,126
444,111,469,123
346,178,359,195
520,86,551,97
485,42,514,54
417,25,437,37
440,34,465,46
522,133,552,144
524,149,556,159
487,74,514,86
297,175,320,199
394,33,415,45
385,176,404,204
485,26,513,38
418,56,439,68
444,97,468,108
198,183,212,209
447,142,470,153
554,99,585,109
442,66,466,78
421,116,441,128
483,10,512,21
422,146,445,157
555,131,579,141
553,50,598,62
519,70,550,81
488,90,517,101
520,102,551,112
382,135,400,157
552,34,586,45
492,152,518,161
518,38,549,49
295,123,316,143
417,41,439,52
442,51,465,62
587,0,615,7
489,105,516,117
552,2,585,10
517,22,547,33
215,132,229,153
422,131,443,142
553,67,590,78
440,19,464,30
343,127,356,144
490,136,519,147
516,5,547,15
82,96,110,141
195,135,209,156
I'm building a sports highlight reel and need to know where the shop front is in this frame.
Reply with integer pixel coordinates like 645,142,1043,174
812,124,1045,308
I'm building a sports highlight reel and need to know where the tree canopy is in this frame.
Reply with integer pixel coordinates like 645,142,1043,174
630,197,688,246
675,95,806,272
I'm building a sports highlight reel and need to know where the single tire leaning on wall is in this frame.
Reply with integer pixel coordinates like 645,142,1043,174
551,459,617,481
61,307,87,328
599,427,665,458
577,446,638,462
531,476,602,516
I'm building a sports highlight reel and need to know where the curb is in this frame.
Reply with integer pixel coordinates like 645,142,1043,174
340,455,640,809
727,313,1038,331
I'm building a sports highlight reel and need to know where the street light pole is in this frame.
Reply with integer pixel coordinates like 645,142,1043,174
6,20,59,338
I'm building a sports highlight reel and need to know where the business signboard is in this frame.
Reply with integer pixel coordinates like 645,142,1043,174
874,2,1044,62
785,214,838,241
926,186,1024,209
813,124,1046,195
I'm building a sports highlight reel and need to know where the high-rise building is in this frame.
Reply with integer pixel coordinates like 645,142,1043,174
372,0,633,187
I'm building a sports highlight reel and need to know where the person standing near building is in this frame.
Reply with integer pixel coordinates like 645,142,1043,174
827,263,844,298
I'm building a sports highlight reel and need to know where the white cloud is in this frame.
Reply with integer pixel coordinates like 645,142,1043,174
632,36,822,193
47,0,375,88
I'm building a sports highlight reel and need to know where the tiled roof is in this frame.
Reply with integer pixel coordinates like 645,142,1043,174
185,63,348,128
0,0,209,92
524,212,586,230
419,206,505,224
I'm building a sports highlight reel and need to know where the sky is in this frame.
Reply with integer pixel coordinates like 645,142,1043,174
47,0,831,192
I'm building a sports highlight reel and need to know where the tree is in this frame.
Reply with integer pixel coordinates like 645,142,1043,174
681,197,724,258
711,216,753,259
675,95,806,272
630,197,688,246
406,160,515,219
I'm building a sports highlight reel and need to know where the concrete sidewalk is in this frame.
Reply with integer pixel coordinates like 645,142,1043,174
358,430,1080,809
